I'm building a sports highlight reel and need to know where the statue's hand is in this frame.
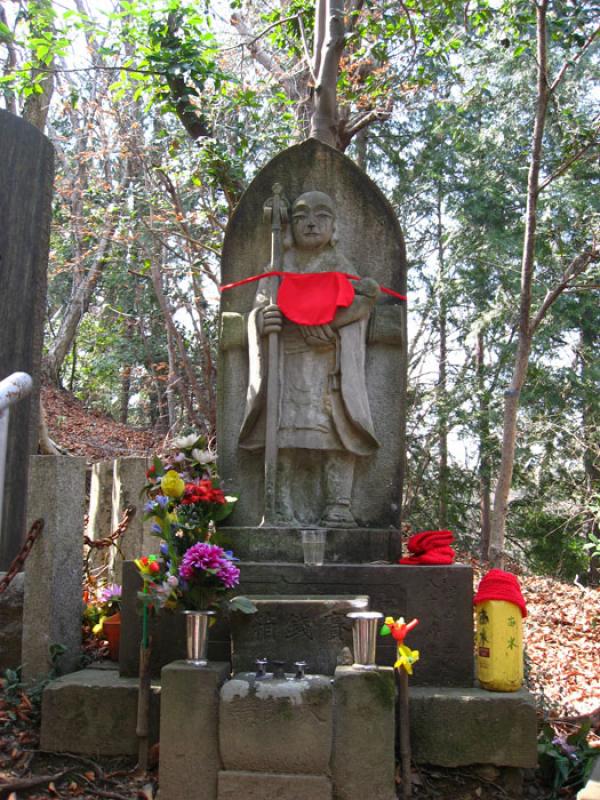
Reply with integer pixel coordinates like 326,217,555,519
353,277,379,299
301,324,336,345
260,304,283,336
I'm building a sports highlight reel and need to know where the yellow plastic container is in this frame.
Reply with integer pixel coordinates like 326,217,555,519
475,600,523,692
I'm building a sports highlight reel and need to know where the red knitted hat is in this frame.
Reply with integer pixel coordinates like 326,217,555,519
473,569,527,618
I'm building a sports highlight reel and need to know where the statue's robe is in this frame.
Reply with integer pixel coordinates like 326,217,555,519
239,265,379,457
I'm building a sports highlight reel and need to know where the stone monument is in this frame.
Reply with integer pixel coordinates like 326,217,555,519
219,138,406,533
0,111,54,569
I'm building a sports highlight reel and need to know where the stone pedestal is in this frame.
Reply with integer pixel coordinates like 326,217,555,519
219,526,402,563
119,560,474,686
22,455,86,680
236,563,474,686
159,661,230,800
332,666,396,800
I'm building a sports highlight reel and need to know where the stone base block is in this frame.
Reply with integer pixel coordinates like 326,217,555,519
159,661,230,800
218,770,332,800
219,673,332,774
410,687,538,768
40,666,160,756
332,666,397,800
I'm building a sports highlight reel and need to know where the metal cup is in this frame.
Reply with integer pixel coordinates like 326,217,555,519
347,611,383,667
184,610,216,666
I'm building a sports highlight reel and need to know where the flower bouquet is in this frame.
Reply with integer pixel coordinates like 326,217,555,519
135,435,255,616
83,583,122,660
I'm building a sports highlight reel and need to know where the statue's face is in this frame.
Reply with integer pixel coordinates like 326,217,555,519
291,192,335,251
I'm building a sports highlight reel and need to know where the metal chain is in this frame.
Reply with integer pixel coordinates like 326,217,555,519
83,505,135,551
0,518,44,595
83,505,136,578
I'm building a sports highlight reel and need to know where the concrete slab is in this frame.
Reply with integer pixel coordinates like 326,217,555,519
40,667,160,756
218,770,332,800
409,687,538,768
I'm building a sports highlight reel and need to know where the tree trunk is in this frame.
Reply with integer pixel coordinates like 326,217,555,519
309,0,345,146
436,189,449,529
22,0,56,132
580,321,600,583
489,0,549,568
477,331,492,560
42,217,115,384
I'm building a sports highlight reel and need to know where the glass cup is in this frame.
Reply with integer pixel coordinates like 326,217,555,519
301,529,327,566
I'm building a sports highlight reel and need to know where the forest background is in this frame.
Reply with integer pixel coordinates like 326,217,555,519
0,0,598,579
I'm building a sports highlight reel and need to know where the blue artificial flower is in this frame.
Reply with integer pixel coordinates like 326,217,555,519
144,501,155,513
224,550,239,562
160,542,169,555
157,495,169,508
151,522,162,534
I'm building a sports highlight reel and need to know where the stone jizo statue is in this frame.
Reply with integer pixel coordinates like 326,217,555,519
239,191,380,527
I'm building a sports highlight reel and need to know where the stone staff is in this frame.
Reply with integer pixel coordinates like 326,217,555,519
261,184,288,524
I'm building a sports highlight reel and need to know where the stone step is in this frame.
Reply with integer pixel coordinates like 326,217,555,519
40,665,161,756
409,687,538,768
40,665,537,775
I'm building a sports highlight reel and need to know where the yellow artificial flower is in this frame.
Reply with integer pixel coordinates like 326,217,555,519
394,644,420,674
161,470,185,498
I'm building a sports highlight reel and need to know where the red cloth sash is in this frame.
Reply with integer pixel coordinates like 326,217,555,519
277,271,355,325
220,270,406,327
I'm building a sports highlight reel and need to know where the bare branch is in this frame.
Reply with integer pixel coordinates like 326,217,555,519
550,23,600,92
529,245,600,335
538,125,600,193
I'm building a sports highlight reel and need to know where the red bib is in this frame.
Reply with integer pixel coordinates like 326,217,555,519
277,271,355,325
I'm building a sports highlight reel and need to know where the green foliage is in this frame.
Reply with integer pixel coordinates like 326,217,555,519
538,721,598,796
508,507,590,581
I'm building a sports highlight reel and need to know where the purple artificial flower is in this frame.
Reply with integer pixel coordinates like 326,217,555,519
160,542,169,556
151,523,162,534
157,495,169,508
144,501,155,513
217,559,240,588
99,583,122,603
179,542,227,581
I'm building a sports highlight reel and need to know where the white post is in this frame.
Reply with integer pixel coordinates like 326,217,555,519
0,373,33,536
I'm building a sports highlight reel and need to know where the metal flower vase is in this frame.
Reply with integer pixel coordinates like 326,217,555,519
183,609,216,666
347,611,383,668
